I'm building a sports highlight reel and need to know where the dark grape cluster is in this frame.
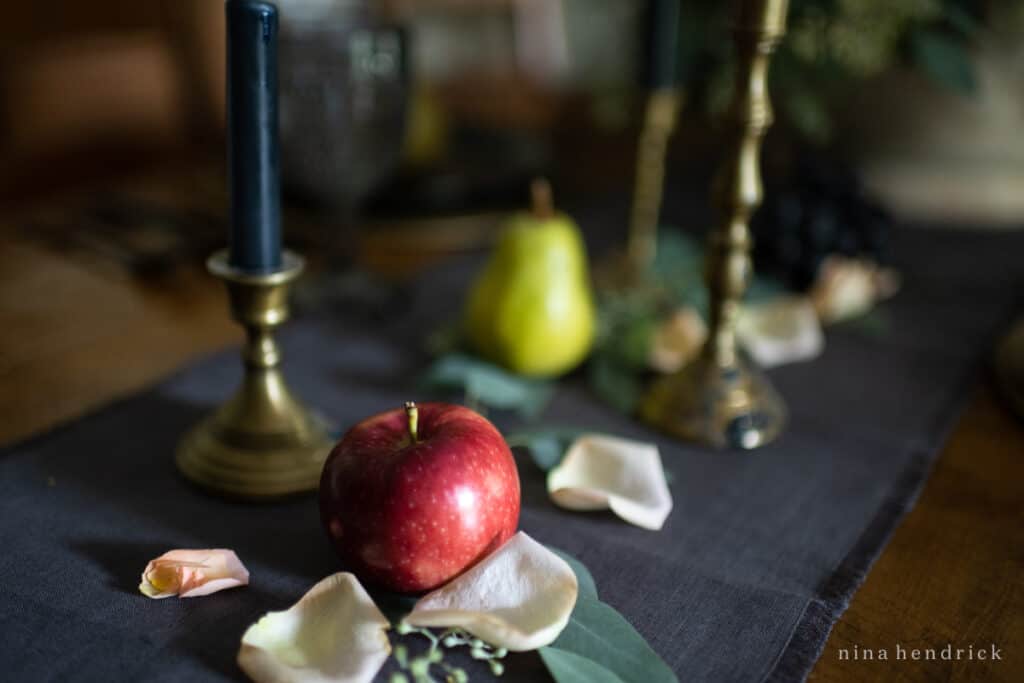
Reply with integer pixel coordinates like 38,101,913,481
751,158,893,291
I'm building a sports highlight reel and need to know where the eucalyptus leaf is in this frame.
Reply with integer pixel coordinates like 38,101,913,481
652,230,704,279
371,589,419,626
552,596,678,683
538,550,676,683
588,353,643,415
910,30,976,95
746,274,788,304
612,318,656,370
548,547,598,600
522,435,565,471
539,647,627,683
420,353,553,419
944,5,979,38
652,232,709,317
506,427,590,447
506,427,590,472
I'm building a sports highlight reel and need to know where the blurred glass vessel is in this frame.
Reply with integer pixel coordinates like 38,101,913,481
277,0,409,210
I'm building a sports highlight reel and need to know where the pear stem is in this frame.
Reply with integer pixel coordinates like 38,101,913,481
404,401,419,443
530,178,554,220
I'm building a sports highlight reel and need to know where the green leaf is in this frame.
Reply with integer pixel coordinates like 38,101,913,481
588,353,642,415
653,230,703,278
653,231,711,318
505,427,590,471
419,353,553,419
523,435,565,471
537,550,676,683
371,590,419,626
910,30,977,95
611,318,655,370
548,547,598,600
944,5,979,38
539,647,627,683
552,596,678,683
745,274,788,305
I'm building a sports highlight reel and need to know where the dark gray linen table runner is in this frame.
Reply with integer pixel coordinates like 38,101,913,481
1,228,1021,682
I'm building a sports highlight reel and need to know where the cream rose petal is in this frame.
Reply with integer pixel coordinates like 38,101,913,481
547,434,672,531
810,255,901,324
139,549,249,599
736,296,824,368
649,306,708,374
404,532,578,651
237,573,391,683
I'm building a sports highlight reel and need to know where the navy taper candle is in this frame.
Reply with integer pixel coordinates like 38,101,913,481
644,0,682,90
227,0,283,272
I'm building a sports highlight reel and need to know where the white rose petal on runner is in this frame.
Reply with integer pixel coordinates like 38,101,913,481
736,296,825,368
404,532,578,651
237,573,391,683
547,434,673,531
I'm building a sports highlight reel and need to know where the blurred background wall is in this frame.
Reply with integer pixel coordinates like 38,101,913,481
2,1,1023,225
0,1,224,199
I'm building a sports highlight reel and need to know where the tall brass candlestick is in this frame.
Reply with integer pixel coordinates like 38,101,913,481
640,0,788,449
176,251,333,498
626,0,683,279
626,89,682,280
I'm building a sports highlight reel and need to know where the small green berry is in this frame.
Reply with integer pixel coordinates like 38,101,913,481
490,660,505,676
409,657,429,677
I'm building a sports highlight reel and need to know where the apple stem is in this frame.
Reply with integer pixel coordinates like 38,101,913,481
404,401,419,443
530,178,554,219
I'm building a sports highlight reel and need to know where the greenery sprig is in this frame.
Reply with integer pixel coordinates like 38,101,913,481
390,623,508,683
381,547,676,683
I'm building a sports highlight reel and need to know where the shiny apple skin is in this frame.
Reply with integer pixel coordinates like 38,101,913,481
319,402,520,594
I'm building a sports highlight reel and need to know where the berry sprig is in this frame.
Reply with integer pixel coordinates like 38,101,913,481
390,622,508,683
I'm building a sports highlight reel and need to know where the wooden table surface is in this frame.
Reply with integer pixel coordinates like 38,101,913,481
1,169,1021,682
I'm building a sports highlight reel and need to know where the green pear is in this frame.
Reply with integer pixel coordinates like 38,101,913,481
464,180,596,377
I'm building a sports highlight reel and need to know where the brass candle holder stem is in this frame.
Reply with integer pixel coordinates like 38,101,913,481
176,250,333,499
640,0,788,449
627,88,682,280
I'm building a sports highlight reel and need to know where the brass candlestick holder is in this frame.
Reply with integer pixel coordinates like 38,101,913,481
594,89,682,291
626,89,682,282
176,250,334,499
640,0,788,449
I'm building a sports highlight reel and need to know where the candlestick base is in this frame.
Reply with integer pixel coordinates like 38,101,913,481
640,355,786,450
176,250,334,499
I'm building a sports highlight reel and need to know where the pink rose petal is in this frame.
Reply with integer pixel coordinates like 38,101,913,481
140,549,249,599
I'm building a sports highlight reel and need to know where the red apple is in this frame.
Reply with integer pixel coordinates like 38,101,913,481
319,401,520,593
